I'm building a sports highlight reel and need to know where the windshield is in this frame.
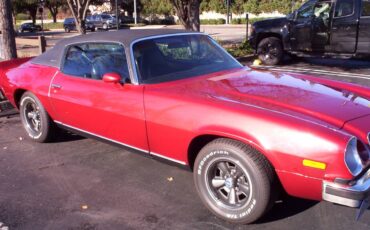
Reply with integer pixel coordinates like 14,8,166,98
133,34,242,84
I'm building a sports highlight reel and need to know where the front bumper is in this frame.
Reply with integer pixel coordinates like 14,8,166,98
323,168,370,207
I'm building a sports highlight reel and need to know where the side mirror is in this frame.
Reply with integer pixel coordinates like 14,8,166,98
103,72,121,84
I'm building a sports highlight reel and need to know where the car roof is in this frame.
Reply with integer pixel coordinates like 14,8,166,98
31,29,198,68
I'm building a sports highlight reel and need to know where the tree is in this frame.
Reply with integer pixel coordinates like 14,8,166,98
45,0,64,23
170,0,201,31
12,0,39,24
66,0,91,34
0,0,17,60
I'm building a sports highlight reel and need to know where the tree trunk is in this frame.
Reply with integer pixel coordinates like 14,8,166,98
49,7,58,23
29,8,37,24
171,0,200,31
67,0,91,34
0,0,17,60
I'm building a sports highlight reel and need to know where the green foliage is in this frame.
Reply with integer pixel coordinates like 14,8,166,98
15,13,29,21
141,0,173,16
226,39,254,57
200,18,226,25
198,0,305,15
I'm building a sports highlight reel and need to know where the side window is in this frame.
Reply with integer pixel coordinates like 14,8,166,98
297,1,315,19
62,43,129,81
362,0,370,16
335,0,355,17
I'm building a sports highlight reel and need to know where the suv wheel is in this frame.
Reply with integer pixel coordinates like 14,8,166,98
65,27,70,33
102,23,108,30
194,138,277,224
257,37,283,65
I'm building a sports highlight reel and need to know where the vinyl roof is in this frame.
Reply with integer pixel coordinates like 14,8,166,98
31,29,196,68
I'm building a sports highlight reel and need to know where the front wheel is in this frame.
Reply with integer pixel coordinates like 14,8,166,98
19,92,56,143
194,138,277,224
257,37,283,65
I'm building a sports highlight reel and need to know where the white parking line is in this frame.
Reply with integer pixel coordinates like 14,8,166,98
253,66,370,80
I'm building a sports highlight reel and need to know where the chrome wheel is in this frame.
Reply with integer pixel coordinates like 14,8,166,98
206,159,252,209
23,99,42,135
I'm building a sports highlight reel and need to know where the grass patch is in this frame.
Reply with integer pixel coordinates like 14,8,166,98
225,40,254,58
42,22,64,30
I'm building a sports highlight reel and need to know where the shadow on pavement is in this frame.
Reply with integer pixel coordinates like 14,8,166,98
54,130,85,143
281,56,370,71
257,196,319,224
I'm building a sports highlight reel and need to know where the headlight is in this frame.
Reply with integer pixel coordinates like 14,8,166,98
344,137,364,177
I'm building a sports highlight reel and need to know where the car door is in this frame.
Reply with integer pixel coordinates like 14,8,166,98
312,1,334,52
330,0,358,53
290,0,316,51
49,42,149,152
357,0,370,54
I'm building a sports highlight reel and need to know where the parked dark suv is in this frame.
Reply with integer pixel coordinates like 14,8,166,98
63,18,95,33
18,23,42,33
86,14,118,30
249,0,370,65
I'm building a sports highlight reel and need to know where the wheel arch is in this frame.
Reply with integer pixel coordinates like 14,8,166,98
187,133,280,172
257,33,283,48
13,88,27,109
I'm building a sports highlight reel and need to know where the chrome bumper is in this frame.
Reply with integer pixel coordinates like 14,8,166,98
323,169,370,208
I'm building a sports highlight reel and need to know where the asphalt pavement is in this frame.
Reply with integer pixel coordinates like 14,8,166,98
2,26,370,230
1,114,370,230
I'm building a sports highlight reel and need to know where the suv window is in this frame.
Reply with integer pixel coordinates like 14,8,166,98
63,43,129,81
335,0,355,17
297,1,315,19
362,0,370,16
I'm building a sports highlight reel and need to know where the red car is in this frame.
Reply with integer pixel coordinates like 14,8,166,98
0,30,370,224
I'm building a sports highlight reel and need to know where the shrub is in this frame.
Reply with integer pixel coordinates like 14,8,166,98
16,13,29,21
200,18,226,25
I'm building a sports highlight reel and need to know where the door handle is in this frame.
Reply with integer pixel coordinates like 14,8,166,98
51,84,62,89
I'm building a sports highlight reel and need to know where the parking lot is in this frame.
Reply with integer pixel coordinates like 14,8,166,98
1,25,370,230
0,56,370,229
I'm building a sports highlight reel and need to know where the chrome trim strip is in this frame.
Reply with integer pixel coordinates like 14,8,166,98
150,151,187,165
48,70,59,97
129,32,243,85
54,121,149,153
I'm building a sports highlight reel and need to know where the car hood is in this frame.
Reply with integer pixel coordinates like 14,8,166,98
253,17,288,28
166,68,370,129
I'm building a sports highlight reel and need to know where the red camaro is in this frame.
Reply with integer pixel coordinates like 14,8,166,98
0,29,370,224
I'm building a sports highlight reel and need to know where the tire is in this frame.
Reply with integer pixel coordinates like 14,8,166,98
257,37,283,65
194,138,277,224
102,23,108,30
19,92,56,143
65,27,70,33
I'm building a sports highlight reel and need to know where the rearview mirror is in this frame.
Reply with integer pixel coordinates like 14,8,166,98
103,72,121,84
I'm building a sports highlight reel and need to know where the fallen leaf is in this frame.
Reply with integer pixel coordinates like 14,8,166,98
167,177,174,182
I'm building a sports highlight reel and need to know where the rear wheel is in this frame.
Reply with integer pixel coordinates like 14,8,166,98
257,37,283,65
194,138,277,224
19,92,56,143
